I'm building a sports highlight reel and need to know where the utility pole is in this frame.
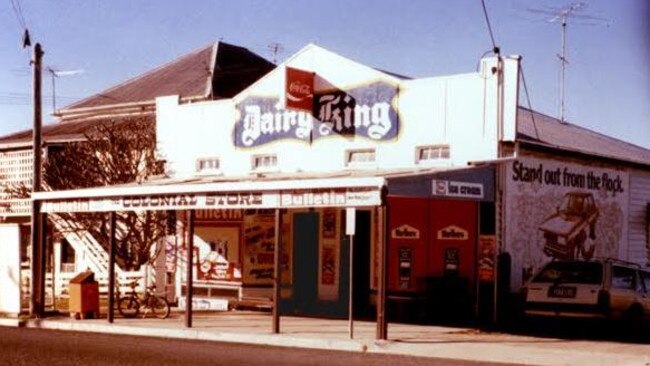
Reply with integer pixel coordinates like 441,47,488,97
30,42,44,317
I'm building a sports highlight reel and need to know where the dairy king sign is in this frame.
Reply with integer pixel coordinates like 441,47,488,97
233,81,399,147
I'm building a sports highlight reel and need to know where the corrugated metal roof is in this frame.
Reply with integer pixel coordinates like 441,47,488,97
517,107,650,166
0,115,154,148
61,41,274,111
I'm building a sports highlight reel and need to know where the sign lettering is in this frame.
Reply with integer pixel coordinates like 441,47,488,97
432,180,483,199
437,225,469,240
235,81,399,147
391,224,421,239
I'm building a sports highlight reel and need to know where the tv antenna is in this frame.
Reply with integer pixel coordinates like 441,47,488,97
527,2,610,123
46,67,83,111
268,42,284,64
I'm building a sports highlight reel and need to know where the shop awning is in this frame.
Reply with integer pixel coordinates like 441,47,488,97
32,174,386,213
32,165,495,214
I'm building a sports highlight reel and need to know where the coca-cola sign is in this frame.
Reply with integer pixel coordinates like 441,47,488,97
285,67,314,112
234,81,399,148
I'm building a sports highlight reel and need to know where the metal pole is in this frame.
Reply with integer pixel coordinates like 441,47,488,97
29,43,44,318
39,213,47,313
108,212,116,323
560,15,566,122
348,233,354,339
376,193,389,340
272,209,282,333
185,210,195,328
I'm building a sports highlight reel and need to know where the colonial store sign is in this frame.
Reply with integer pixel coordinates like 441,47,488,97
432,180,483,199
234,81,399,147
41,188,382,213
391,224,420,239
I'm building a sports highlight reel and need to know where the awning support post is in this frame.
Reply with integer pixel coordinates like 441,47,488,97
39,212,47,315
272,208,282,334
185,210,195,328
376,188,389,340
108,211,116,323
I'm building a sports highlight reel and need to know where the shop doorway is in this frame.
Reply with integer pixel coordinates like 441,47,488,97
291,212,319,314
351,210,372,319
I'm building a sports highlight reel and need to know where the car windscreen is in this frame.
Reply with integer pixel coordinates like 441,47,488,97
531,261,603,285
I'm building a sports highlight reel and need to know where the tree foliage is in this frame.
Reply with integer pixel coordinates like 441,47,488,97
43,116,167,270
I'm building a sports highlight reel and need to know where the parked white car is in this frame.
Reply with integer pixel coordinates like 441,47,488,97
523,259,650,325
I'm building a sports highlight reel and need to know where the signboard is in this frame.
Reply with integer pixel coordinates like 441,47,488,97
398,247,412,289
234,81,399,148
284,67,314,112
437,225,469,240
504,157,629,289
432,180,484,199
40,187,382,213
477,235,496,282
195,209,244,223
243,213,275,285
391,224,420,239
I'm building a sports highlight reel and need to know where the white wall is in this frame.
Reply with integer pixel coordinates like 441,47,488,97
156,45,520,178
628,170,650,265
0,224,21,315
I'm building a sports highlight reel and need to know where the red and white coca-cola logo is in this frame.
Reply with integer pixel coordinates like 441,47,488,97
289,81,311,95
287,81,312,102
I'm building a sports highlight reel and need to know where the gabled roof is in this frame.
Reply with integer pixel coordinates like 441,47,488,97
517,107,650,167
0,115,153,149
60,41,274,112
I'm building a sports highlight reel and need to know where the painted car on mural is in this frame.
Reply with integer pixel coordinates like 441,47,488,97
538,191,599,260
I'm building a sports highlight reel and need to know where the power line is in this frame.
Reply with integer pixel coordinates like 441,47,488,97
519,65,540,140
480,0,498,53
10,0,28,30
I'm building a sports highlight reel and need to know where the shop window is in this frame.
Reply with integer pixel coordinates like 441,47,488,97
252,154,277,171
345,149,376,167
196,157,220,174
416,145,450,163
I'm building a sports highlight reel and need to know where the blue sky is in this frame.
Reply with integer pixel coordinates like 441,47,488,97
1,0,648,148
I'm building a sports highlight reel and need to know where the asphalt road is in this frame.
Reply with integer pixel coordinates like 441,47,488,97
0,327,513,366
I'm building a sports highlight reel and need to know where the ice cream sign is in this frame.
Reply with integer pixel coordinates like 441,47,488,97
233,81,399,147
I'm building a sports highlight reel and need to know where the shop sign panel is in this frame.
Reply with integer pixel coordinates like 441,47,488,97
504,157,629,290
436,225,469,240
41,188,381,213
432,180,484,199
278,188,381,208
234,81,399,147
391,224,420,239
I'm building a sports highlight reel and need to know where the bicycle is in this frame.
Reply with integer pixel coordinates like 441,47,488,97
117,280,170,319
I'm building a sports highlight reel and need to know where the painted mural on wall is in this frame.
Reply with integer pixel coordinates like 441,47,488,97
233,81,399,147
505,157,628,289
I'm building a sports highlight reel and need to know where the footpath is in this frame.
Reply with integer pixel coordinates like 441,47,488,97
2,311,650,366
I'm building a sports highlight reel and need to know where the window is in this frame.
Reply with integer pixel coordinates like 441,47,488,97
196,157,220,173
345,149,376,167
416,145,450,163
252,154,277,171
612,266,637,290
640,271,650,296
532,261,603,285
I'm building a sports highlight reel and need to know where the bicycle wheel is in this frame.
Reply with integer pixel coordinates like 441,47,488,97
118,296,140,318
150,296,170,319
